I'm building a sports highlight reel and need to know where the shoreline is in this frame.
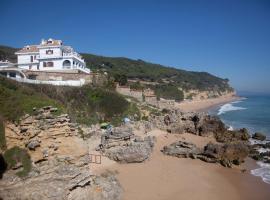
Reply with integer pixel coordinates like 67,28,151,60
176,93,242,113
95,131,270,200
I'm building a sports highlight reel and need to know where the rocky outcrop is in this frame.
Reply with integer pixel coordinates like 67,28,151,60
252,132,266,141
1,107,123,200
149,110,251,144
201,142,249,167
4,106,88,163
162,140,249,168
98,126,155,163
214,128,250,143
0,160,122,200
161,141,202,158
103,136,155,163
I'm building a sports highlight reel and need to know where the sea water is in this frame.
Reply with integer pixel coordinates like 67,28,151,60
209,93,270,184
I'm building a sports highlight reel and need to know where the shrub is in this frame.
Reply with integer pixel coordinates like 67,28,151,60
153,84,184,102
0,117,6,151
3,146,32,177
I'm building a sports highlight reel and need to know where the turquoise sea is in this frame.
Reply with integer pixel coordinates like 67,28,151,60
209,93,270,184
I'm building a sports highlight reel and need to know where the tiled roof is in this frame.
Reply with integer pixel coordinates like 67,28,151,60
16,45,39,53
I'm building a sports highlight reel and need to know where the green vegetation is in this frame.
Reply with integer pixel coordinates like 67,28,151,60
152,84,184,102
0,45,17,63
3,146,32,177
0,77,64,121
31,84,136,125
0,117,6,151
113,74,127,86
81,53,234,92
129,81,144,90
0,77,139,126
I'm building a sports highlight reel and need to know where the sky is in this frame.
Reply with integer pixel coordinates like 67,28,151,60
1,0,270,93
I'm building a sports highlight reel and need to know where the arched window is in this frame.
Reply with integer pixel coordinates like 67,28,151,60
63,60,71,69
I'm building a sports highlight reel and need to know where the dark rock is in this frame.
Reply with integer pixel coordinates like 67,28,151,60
214,128,250,143
162,140,249,168
201,142,249,167
252,132,266,141
162,141,202,158
26,139,40,150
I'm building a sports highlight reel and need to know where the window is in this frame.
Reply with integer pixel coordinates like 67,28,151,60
30,56,33,62
29,65,32,70
47,62,54,67
46,50,53,55
9,72,16,78
63,60,71,69
43,62,54,67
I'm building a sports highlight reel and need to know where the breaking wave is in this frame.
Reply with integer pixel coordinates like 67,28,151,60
251,161,270,184
217,102,246,115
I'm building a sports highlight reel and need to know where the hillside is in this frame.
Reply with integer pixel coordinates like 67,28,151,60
0,46,18,63
0,45,233,94
0,77,139,125
81,53,233,93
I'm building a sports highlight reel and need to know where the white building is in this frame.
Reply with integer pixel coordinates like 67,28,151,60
15,38,90,74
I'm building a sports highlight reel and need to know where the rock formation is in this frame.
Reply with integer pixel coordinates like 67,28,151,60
4,106,88,164
149,109,250,144
162,140,249,168
1,106,123,200
252,132,266,141
99,126,155,163
161,141,202,158
0,160,122,200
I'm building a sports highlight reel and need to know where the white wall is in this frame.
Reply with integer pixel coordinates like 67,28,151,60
39,47,62,59
38,59,73,71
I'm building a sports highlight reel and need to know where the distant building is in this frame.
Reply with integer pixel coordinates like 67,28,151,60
15,38,90,74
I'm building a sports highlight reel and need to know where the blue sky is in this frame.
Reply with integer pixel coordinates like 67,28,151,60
1,0,270,93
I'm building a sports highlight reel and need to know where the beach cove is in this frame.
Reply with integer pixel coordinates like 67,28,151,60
91,96,270,200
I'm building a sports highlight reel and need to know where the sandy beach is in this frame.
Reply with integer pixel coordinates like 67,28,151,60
89,95,270,200
94,130,270,200
177,93,241,112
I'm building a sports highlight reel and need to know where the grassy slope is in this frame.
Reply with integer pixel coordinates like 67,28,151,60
0,77,139,125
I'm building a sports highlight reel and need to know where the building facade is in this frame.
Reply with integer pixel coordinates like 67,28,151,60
15,38,90,74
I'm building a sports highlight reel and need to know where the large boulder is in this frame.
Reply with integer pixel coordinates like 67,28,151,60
162,140,249,168
214,128,250,143
104,136,155,163
252,132,266,141
201,142,249,167
162,141,202,158
197,115,227,137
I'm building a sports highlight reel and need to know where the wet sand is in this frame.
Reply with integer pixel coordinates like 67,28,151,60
94,130,270,200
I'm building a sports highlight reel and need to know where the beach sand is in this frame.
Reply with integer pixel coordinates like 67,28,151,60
93,130,270,200
177,93,241,112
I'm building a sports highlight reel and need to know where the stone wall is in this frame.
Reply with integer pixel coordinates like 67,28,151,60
22,70,107,86
116,84,143,101
24,70,92,82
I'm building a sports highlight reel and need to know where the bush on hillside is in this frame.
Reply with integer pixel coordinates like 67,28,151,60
3,146,32,177
0,77,64,121
153,84,184,102
0,117,6,151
